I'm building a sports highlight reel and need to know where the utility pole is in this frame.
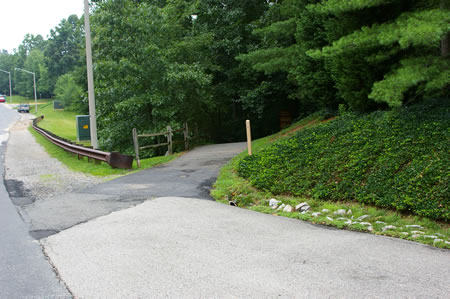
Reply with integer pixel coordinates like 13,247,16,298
0,69,12,103
84,0,99,149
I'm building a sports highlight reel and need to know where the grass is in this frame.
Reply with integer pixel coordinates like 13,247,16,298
211,112,450,249
29,126,179,176
26,100,180,176
31,100,84,142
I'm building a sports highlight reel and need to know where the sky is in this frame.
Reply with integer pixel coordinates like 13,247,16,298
0,0,85,53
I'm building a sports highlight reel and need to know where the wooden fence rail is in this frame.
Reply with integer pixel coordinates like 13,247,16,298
132,123,189,168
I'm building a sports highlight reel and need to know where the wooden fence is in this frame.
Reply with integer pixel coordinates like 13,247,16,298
132,124,189,168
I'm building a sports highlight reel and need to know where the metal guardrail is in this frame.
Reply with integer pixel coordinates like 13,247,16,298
33,115,133,169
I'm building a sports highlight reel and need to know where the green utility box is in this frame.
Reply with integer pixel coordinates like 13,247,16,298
76,115,91,141
53,101,64,109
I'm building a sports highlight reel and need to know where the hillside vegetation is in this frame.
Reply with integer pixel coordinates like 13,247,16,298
238,100,449,222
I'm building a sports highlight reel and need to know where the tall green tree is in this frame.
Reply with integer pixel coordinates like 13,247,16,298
15,49,50,98
44,15,85,94
238,0,338,112
308,0,449,109
91,0,212,152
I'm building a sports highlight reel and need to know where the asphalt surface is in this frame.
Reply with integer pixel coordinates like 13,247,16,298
0,104,69,298
21,142,247,239
43,197,450,298
2,103,449,297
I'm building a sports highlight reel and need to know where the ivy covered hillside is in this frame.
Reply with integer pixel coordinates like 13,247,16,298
238,100,450,222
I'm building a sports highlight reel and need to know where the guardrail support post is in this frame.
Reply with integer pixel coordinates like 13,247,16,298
184,123,189,150
133,128,141,168
167,126,173,155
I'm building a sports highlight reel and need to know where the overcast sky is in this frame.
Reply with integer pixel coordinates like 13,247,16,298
0,0,85,53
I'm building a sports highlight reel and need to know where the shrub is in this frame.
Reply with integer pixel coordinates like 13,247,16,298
238,99,449,221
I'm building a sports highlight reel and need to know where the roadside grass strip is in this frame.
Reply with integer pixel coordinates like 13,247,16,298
29,126,179,176
211,108,450,249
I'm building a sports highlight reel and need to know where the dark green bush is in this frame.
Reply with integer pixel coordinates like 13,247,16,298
238,100,450,221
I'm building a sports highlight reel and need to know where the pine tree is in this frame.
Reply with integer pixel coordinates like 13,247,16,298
308,0,449,108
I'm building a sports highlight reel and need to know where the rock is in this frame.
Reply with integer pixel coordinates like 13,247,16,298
283,205,293,213
295,202,309,211
312,212,321,217
300,205,310,212
301,211,308,214
344,220,352,225
405,225,423,229
423,235,437,239
326,216,333,221
359,222,372,226
334,209,346,216
357,215,370,221
229,201,237,206
400,232,409,236
272,205,278,210
367,226,374,232
322,209,329,213
410,231,424,234
276,204,286,211
375,221,386,225
434,233,443,237
346,209,352,215
382,225,397,232
433,239,443,243
336,217,348,221
412,234,420,239
445,241,450,245
269,198,281,207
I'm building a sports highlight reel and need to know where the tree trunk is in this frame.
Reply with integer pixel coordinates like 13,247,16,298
441,0,449,57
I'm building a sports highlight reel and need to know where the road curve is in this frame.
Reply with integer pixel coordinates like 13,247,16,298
21,142,247,238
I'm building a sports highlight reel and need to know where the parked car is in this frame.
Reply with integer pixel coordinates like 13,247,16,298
18,104,30,113
0,94,6,103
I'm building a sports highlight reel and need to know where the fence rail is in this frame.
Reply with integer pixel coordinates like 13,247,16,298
33,115,133,169
133,123,189,168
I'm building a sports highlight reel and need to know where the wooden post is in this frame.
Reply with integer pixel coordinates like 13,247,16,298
132,128,141,168
246,120,252,156
184,123,189,150
167,126,173,155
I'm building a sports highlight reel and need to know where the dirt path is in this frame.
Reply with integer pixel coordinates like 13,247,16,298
4,114,111,204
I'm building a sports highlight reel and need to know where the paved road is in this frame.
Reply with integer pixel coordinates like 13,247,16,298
21,142,247,239
0,104,69,298
44,197,450,298
3,104,449,297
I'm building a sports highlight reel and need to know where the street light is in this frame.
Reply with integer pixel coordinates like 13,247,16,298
0,69,12,103
84,0,99,149
14,68,37,113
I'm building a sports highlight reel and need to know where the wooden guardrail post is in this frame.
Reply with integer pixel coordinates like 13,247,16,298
246,120,252,156
132,128,141,168
184,123,189,150
167,126,173,155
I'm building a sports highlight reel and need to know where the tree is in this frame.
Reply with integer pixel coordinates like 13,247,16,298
308,0,449,108
91,0,213,153
54,73,84,110
238,0,338,113
15,49,50,98
44,15,85,94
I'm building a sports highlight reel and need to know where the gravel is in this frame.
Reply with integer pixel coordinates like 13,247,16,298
5,114,111,202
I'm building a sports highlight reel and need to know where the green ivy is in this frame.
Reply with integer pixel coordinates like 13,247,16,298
238,100,450,221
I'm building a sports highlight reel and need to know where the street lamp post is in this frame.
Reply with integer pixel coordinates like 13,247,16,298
84,0,99,149
0,69,12,103
14,68,37,113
